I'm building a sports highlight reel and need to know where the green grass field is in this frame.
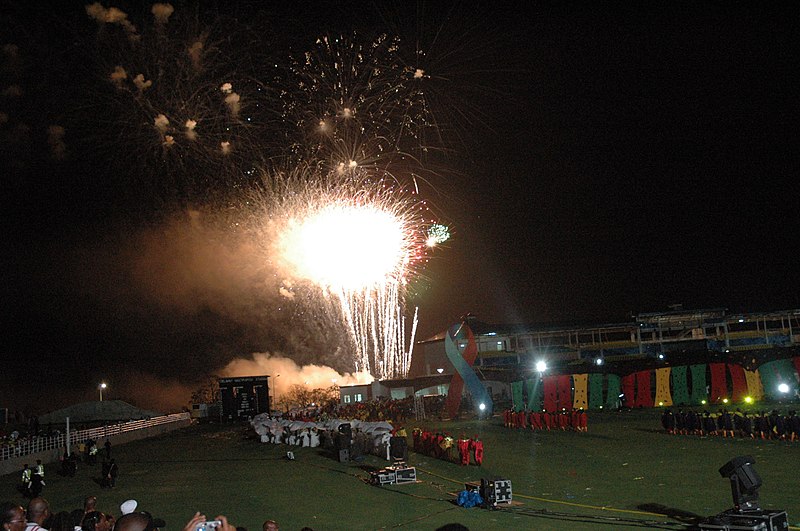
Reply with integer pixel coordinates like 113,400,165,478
2,409,798,530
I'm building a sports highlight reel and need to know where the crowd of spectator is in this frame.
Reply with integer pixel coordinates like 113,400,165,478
0,496,288,531
661,408,800,440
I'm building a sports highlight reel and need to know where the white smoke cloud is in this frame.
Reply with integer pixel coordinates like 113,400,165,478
224,92,240,118
187,40,203,71
151,3,174,25
110,65,127,88
184,119,197,141
133,73,152,92
221,352,374,398
85,3,139,41
154,113,169,133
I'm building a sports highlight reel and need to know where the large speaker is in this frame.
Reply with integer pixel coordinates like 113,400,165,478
338,448,349,463
389,436,408,461
338,423,352,437
481,477,513,506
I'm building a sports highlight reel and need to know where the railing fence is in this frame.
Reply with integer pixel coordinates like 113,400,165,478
1,413,190,461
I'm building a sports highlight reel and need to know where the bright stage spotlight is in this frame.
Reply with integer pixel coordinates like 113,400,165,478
696,456,788,531
719,455,762,512
535,361,547,373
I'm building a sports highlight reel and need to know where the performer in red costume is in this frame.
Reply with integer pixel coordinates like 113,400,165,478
458,438,471,466
471,437,484,466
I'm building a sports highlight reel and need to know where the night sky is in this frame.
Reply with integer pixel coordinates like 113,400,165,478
3,1,798,414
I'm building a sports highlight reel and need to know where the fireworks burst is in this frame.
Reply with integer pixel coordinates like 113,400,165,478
252,167,435,379
0,3,493,381
425,223,451,248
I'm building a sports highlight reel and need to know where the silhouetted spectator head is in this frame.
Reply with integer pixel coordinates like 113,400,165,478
48,511,73,531
27,498,50,525
113,513,164,531
83,497,97,515
81,512,111,531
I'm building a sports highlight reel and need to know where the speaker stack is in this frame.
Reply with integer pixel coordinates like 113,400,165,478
480,478,513,506
336,423,351,462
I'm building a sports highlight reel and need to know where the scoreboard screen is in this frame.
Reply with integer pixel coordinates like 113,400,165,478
218,376,270,420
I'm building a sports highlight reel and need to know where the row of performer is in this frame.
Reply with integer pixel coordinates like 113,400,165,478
410,429,483,466
661,409,800,440
502,409,588,432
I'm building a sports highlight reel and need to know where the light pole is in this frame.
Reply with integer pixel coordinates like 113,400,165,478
99,382,107,401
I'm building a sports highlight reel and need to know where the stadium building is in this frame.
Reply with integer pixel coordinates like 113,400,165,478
342,308,800,412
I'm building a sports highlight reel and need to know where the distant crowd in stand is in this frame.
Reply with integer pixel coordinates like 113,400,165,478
661,408,800,440
502,409,588,432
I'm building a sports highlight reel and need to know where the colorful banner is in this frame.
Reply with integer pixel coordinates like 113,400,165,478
728,364,748,402
709,362,728,402
634,370,652,408
744,369,764,400
606,374,621,409
588,373,605,409
622,373,635,406
690,364,707,405
572,374,588,410
543,375,558,412
511,381,524,411
671,365,690,405
444,322,491,417
557,375,572,410
654,367,672,406
525,378,542,411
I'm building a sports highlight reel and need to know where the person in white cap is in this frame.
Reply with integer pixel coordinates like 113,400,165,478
119,501,137,516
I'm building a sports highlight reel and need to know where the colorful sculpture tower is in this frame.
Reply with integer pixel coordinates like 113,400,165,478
443,321,493,418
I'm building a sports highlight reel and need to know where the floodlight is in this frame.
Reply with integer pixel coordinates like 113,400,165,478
536,361,547,373
778,383,789,394
479,403,486,411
